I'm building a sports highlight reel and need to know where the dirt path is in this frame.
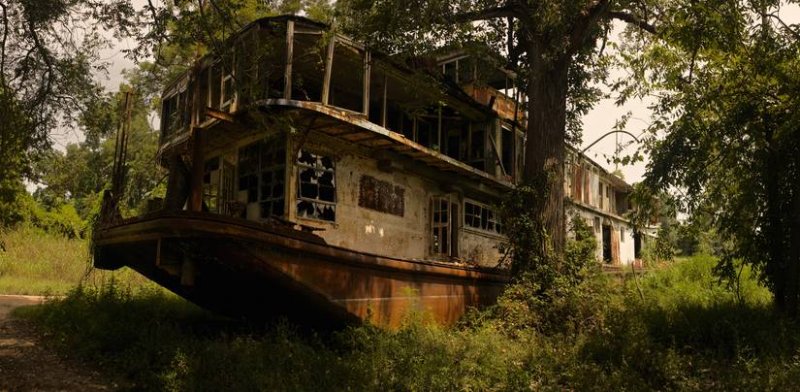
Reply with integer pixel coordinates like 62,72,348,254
0,295,115,391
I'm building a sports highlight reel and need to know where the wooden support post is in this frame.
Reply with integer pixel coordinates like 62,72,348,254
362,51,371,115
284,20,294,100
189,127,204,212
437,104,442,151
321,36,336,105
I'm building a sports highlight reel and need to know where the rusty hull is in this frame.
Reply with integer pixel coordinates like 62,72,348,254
93,212,508,328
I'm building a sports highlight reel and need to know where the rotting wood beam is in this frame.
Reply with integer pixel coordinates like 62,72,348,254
363,51,371,116
205,107,236,123
283,20,294,100
321,36,335,105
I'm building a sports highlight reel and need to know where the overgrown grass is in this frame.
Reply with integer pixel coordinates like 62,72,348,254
15,255,800,390
0,226,154,295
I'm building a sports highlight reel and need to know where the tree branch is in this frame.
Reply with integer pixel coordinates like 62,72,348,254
447,5,516,24
767,12,800,42
609,11,657,34
567,0,612,57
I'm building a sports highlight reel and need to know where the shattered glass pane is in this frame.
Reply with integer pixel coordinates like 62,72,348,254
296,150,336,221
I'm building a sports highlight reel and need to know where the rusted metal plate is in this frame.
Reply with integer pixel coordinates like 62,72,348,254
94,212,509,328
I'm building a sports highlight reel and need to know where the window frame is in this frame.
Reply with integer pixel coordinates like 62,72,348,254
463,199,503,236
295,150,337,222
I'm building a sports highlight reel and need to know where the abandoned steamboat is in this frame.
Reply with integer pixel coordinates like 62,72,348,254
94,15,645,327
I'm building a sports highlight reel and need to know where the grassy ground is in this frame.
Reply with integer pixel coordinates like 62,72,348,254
0,227,154,295
14,252,800,390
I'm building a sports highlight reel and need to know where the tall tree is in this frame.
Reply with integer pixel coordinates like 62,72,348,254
335,0,659,266
637,1,800,315
0,0,106,225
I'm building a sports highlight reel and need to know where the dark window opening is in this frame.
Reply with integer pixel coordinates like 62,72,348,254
368,68,387,126
468,125,486,171
602,225,612,263
416,115,437,149
386,100,414,139
256,28,287,99
161,94,179,139
198,68,209,121
442,111,467,160
501,126,514,177
443,61,457,81
329,42,364,112
458,57,475,84
291,33,325,102
210,64,222,110
296,150,336,222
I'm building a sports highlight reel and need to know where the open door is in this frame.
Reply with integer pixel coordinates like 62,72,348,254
431,196,459,258
602,225,612,263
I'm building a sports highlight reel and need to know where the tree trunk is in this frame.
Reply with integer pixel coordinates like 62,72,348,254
787,137,800,316
523,52,570,260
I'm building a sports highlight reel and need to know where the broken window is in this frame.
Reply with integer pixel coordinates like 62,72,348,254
464,201,502,234
329,41,364,113
259,141,287,218
220,161,236,216
291,31,325,102
210,63,222,110
250,26,287,100
238,137,287,219
198,67,209,121
440,56,474,84
296,150,336,221
221,70,235,112
431,197,458,257
238,143,260,204
203,157,221,213
161,93,179,139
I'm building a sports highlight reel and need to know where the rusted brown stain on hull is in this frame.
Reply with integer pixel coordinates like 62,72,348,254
94,212,508,328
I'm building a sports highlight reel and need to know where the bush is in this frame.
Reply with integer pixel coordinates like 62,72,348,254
16,193,86,238
17,255,800,390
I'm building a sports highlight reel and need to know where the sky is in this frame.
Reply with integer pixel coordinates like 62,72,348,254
69,2,800,187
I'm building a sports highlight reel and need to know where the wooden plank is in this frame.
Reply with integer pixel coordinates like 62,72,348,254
362,51,371,115
321,36,335,105
283,20,294,99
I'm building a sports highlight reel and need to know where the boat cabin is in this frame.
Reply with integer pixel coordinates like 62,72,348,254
157,16,526,268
